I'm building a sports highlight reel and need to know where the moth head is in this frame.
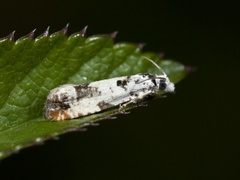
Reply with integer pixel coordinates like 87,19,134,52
159,76,175,92
143,56,175,93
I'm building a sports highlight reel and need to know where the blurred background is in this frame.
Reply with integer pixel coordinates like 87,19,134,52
0,0,239,179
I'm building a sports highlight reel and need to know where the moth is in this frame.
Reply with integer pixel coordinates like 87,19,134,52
44,57,175,120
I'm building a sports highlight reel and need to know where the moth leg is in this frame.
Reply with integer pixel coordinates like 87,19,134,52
118,101,133,114
117,97,140,114
135,101,148,107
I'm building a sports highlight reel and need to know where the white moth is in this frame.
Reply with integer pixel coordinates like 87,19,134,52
44,57,175,120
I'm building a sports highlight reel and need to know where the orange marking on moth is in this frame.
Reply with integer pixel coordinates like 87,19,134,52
63,111,71,120
78,112,83,117
49,110,71,120
49,110,61,120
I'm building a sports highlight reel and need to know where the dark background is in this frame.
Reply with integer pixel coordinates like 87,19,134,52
0,1,239,179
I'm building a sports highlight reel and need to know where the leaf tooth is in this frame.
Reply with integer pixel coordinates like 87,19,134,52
0,31,15,41
79,25,88,36
35,26,50,40
83,122,100,127
59,23,69,35
27,29,36,39
137,43,146,49
67,127,88,132
98,115,117,121
42,26,50,36
16,29,36,42
8,31,16,41
157,52,165,59
107,31,118,39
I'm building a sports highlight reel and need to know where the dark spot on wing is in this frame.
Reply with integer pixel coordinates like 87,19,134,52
97,101,114,110
151,79,157,87
130,91,139,97
74,83,99,99
137,73,157,84
116,76,131,90
117,80,127,86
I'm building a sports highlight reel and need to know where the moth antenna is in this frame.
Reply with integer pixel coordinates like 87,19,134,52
143,56,167,76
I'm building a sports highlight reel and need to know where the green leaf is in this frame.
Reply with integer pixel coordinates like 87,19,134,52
0,27,188,160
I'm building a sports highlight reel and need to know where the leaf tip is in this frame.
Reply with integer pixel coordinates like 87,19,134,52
185,65,197,73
